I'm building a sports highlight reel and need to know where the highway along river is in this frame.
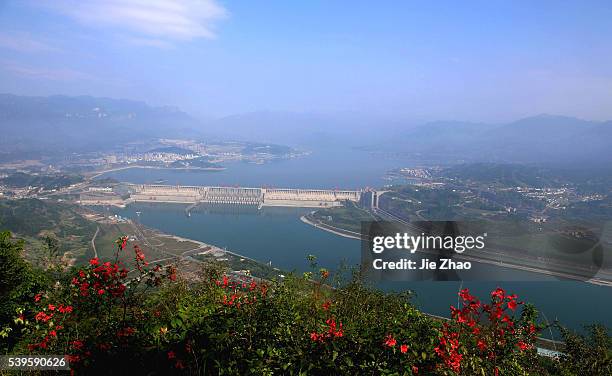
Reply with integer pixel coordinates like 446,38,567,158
99,150,612,335
104,202,612,335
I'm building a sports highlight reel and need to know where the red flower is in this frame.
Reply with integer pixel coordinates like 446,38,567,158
383,334,397,348
400,344,408,353
517,341,530,351
71,340,84,350
117,327,136,338
58,305,73,314
528,323,537,334
49,330,57,337
508,299,518,311
322,300,331,311
98,289,106,295
459,288,476,302
48,304,56,311
116,236,128,250
34,293,42,302
35,311,52,322
320,270,330,279
477,339,487,351
412,365,419,374
98,343,111,351
491,287,505,300
89,258,99,266
167,351,176,360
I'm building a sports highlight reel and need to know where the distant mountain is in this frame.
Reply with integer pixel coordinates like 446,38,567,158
204,111,328,146
402,121,492,153
0,94,203,152
392,114,612,168
204,111,409,147
147,146,194,155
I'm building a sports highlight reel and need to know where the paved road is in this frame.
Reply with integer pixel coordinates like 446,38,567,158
91,226,99,258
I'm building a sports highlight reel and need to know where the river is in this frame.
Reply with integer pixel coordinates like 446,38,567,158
99,147,612,335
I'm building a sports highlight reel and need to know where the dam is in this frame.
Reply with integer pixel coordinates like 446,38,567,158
128,184,362,208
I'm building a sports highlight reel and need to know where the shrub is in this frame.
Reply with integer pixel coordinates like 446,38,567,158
8,237,600,375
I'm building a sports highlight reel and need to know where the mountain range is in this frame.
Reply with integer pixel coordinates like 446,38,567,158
397,114,612,167
0,94,201,152
0,94,610,168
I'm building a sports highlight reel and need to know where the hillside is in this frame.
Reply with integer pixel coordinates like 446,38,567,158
0,198,96,261
0,94,203,153
391,115,612,167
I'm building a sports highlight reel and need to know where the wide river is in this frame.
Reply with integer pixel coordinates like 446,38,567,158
100,147,612,335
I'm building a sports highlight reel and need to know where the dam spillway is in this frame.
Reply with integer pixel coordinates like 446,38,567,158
129,184,362,208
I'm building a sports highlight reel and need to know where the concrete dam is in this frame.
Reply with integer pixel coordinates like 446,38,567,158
129,184,362,208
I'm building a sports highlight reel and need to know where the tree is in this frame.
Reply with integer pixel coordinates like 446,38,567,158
0,231,49,352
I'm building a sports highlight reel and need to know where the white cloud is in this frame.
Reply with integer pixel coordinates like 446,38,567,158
39,0,228,43
0,32,60,53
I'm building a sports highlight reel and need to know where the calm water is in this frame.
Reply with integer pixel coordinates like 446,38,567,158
100,148,410,189
100,147,612,334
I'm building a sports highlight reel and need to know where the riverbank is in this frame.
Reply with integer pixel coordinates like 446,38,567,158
300,213,363,240
301,211,612,287
90,164,226,179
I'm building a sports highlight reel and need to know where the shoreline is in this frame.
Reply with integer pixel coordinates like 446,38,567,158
153,221,566,352
90,165,226,179
300,214,362,240
148,227,275,272
300,213,612,287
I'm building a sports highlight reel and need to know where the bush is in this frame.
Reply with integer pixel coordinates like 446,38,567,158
5,236,608,375
0,231,49,352
555,324,612,375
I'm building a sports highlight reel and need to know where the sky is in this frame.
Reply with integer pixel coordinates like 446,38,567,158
0,0,611,122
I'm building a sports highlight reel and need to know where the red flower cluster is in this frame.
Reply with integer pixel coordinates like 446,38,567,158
133,245,149,272
28,297,74,351
321,300,331,311
216,274,269,309
383,334,397,348
116,235,128,250
310,317,344,342
435,288,539,373
383,334,410,354
435,324,462,372
71,258,128,298
116,326,136,338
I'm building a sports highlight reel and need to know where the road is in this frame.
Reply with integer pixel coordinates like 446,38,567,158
371,207,612,286
91,226,99,258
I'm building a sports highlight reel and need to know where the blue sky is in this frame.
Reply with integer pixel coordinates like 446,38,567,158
0,0,611,122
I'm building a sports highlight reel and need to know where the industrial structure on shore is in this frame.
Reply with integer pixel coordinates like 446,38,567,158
128,184,363,208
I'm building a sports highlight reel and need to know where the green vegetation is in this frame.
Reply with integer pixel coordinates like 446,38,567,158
1,172,83,190
1,234,610,374
311,201,376,233
0,232,50,352
243,142,294,156
383,186,462,220
170,156,222,169
0,199,96,263
147,146,195,155
441,163,557,188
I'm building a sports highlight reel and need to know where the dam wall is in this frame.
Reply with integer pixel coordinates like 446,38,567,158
129,184,361,208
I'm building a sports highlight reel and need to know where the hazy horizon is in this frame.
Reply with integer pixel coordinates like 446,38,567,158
1,1,612,123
